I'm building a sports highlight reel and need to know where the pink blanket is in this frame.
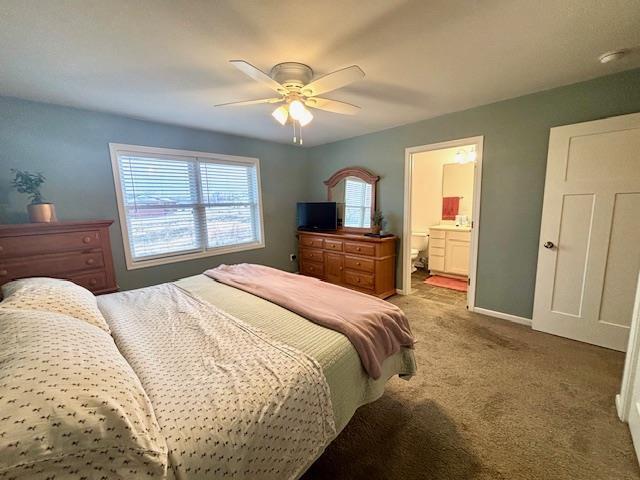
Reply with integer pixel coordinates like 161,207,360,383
204,264,414,379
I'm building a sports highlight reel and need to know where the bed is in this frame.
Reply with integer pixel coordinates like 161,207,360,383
0,268,416,479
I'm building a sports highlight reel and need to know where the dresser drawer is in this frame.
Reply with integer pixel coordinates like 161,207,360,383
301,261,324,278
0,250,105,280
68,271,108,292
344,242,375,256
429,246,445,257
344,270,374,290
301,248,323,263
0,230,102,258
344,255,375,273
429,229,445,240
299,235,324,249
324,239,343,252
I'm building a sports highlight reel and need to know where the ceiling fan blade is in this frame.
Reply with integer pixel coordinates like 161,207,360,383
301,65,365,97
305,97,360,115
215,98,283,107
229,60,287,94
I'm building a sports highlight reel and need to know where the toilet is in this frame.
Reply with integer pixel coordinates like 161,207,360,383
410,231,429,273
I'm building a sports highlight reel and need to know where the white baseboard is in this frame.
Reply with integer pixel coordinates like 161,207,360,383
471,307,532,327
616,394,626,422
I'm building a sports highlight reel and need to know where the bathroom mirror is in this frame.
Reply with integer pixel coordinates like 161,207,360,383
442,162,475,222
325,167,379,231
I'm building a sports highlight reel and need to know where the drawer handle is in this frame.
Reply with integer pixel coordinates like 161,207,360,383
356,262,361,266
0,269,7,276
86,258,96,265
89,278,98,286
0,245,4,253
82,236,92,244
356,277,361,283
339,266,343,271
356,247,361,251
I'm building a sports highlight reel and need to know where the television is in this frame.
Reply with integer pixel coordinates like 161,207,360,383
297,202,337,231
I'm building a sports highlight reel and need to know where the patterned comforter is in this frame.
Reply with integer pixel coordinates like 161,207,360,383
98,284,335,480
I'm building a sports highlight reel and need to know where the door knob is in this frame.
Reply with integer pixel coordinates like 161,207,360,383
543,241,555,249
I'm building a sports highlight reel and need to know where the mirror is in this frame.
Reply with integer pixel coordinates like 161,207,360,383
442,162,474,223
325,167,379,231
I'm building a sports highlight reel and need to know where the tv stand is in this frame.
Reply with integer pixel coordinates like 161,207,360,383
297,229,397,299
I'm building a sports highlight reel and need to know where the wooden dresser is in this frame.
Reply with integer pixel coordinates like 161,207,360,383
0,220,118,295
298,230,397,298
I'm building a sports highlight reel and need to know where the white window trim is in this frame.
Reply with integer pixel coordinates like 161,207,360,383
109,143,265,270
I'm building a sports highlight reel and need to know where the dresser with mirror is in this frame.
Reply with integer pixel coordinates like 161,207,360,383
297,167,397,298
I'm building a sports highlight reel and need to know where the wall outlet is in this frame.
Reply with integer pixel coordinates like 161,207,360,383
289,253,297,262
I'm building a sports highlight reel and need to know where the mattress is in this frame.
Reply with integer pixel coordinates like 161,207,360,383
175,274,416,432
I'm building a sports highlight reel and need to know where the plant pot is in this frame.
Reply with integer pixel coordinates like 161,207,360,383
28,203,57,223
371,225,381,235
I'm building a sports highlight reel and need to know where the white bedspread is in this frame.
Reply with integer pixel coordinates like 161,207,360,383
98,284,335,480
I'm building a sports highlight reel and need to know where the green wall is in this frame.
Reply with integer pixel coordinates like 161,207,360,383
2,69,639,317
305,68,640,318
0,96,305,291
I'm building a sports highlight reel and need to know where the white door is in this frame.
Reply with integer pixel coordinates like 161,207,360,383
624,274,640,461
533,113,640,351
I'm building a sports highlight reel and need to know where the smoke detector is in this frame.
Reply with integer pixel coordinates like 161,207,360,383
598,49,628,64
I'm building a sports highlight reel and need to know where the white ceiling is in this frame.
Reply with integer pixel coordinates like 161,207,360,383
1,0,639,146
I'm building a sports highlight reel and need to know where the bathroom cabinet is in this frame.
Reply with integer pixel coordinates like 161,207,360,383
428,225,471,279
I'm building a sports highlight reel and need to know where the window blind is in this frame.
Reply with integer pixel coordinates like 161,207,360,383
114,147,263,266
344,179,372,228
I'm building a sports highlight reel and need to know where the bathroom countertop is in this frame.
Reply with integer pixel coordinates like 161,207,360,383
429,224,472,232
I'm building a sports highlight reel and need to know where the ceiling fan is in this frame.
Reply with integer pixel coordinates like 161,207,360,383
216,60,365,144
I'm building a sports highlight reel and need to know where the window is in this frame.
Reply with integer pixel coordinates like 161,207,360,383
343,178,372,228
109,144,264,269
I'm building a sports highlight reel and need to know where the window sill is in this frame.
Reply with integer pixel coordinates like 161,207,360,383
124,241,265,270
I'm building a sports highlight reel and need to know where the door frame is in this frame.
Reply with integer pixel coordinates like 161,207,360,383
401,135,484,310
616,272,640,422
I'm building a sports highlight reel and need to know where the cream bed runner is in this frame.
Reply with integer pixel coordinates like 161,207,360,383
98,283,335,480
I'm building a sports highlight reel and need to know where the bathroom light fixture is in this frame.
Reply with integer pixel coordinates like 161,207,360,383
455,146,477,164
467,146,477,163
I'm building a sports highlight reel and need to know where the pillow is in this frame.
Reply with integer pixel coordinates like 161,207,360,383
0,308,168,479
0,277,110,333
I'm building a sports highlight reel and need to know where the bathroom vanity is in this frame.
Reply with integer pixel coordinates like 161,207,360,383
428,225,471,279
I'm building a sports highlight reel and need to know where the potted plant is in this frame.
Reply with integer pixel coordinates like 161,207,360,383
11,169,57,223
371,210,386,235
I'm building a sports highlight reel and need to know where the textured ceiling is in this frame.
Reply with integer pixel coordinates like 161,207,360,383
1,0,639,146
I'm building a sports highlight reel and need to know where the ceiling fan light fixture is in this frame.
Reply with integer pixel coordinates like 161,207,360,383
298,108,313,127
289,100,306,121
272,105,288,125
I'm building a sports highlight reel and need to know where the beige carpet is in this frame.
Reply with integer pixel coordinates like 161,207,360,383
302,289,639,480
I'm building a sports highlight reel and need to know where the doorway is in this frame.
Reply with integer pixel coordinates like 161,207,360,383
402,136,483,309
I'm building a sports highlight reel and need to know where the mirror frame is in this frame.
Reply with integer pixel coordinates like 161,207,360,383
324,167,380,233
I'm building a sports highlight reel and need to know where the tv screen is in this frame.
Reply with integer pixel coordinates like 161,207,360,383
297,202,337,231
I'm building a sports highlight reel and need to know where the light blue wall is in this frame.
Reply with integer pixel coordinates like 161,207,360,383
305,68,640,318
3,68,640,317
0,96,306,290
